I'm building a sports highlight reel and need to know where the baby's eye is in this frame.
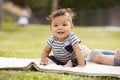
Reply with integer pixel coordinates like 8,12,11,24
54,24,58,27
63,24,67,26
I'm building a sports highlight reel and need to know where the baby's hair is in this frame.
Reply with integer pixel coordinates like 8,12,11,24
47,8,75,23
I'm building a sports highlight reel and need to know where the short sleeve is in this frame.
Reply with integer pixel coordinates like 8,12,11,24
46,36,53,48
69,32,81,46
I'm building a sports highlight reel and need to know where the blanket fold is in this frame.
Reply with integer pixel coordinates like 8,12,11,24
0,57,120,78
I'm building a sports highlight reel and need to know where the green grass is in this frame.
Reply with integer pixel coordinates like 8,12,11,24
0,22,120,80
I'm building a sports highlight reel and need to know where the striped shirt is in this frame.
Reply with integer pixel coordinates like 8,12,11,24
47,32,81,64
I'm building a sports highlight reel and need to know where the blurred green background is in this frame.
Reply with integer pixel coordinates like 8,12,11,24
0,0,120,80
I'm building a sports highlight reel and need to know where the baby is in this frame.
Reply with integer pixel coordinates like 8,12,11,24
40,8,85,67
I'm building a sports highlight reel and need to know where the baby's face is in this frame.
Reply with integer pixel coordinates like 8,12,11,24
50,15,73,42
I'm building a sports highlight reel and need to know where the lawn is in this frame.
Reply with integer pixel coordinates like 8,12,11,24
0,22,120,80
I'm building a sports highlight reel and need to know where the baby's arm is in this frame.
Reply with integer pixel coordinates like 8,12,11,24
40,45,51,65
73,43,85,67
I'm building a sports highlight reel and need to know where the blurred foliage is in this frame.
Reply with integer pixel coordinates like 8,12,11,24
59,0,120,10
10,0,51,15
10,0,120,15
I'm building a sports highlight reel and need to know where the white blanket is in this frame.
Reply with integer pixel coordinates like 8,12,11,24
0,57,120,78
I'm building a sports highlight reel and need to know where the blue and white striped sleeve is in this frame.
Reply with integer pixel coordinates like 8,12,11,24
46,36,53,48
70,33,81,46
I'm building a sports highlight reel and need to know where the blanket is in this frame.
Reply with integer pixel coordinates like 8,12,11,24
0,57,120,78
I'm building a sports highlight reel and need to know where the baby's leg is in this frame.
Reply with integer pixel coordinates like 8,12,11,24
87,49,114,65
64,60,73,67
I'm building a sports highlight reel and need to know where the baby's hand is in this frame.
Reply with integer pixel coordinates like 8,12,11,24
40,58,48,65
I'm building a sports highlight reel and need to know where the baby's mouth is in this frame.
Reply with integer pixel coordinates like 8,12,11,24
58,32,64,34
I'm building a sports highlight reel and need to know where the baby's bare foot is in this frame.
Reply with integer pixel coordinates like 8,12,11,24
115,49,120,59
114,49,120,66
87,49,102,63
64,60,73,67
